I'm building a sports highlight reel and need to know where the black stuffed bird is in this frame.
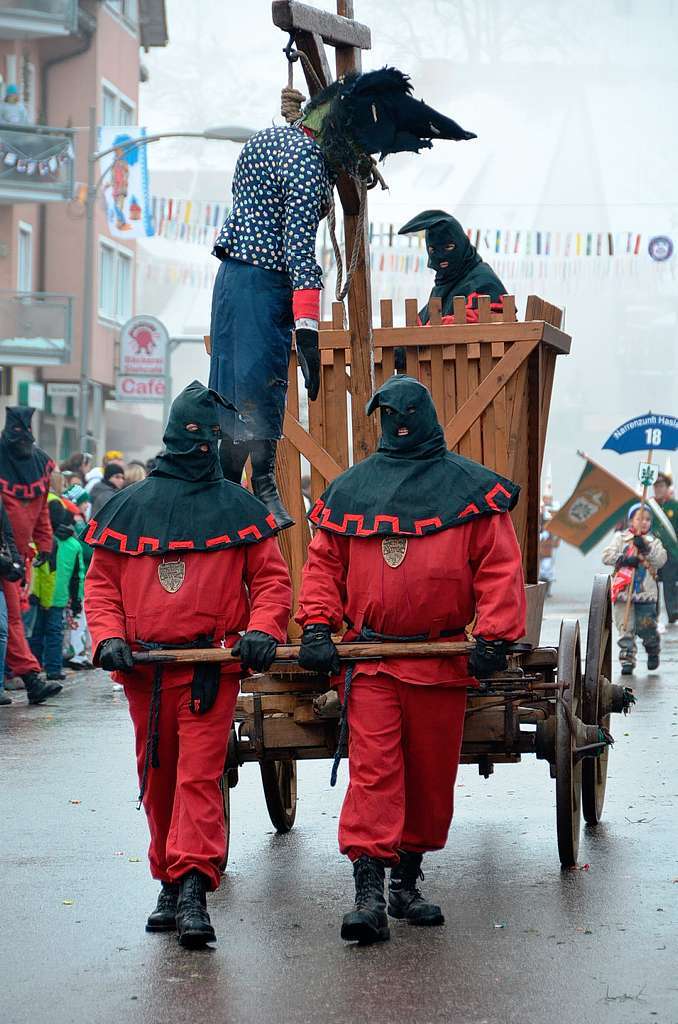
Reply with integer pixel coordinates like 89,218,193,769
304,67,475,171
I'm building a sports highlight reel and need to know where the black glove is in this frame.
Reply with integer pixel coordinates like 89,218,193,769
468,637,508,680
99,637,134,673
632,535,649,554
232,630,278,673
298,623,341,676
32,551,49,568
71,601,82,618
295,328,320,402
619,555,640,568
0,552,23,582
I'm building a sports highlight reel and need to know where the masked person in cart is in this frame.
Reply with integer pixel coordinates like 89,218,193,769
296,376,526,946
398,210,507,325
209,68,476,527
85,382,292,949
0,407,60,705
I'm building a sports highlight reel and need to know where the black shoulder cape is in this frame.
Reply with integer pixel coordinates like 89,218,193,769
309,450,519,537
0,439,54,499
85,475,278,556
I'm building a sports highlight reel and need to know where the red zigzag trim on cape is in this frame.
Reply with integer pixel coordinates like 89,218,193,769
0,459,55,499
309,483,513,536
84,512,277,555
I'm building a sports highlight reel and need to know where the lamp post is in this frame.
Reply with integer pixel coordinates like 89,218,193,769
78,108,254,448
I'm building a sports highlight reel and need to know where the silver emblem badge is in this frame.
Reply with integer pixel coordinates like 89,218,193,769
382,536,408,568
157,560,185,593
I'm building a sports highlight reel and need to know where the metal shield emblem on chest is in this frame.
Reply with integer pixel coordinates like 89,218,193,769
157,560,185,593
382,536,408,568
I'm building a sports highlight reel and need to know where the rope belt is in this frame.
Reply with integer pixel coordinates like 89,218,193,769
135,635,216,809
329,625,465,787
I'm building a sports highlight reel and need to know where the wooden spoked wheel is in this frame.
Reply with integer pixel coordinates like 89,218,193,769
555,619,584,868
260,759,298,833
582,574,613,825
219,773,230,871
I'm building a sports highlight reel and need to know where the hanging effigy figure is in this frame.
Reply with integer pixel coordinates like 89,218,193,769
296,375,526,946
85,381,292,949
209,68,476,527
398,209,506,325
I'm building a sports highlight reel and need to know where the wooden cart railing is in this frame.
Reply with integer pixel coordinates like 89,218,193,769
274,293,570,606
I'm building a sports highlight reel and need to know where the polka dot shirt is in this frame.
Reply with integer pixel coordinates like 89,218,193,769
212,125,332,291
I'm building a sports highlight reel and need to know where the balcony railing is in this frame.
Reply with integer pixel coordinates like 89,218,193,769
0,1,78,39
0,291,73,365
0,124,74,203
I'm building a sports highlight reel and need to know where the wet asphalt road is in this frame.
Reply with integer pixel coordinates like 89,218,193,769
1,596,677,1024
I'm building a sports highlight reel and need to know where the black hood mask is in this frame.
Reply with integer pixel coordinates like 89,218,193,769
368,376,446,460
86,382,279,556
153,380,229,482
0,406,54,497
309,376,519,537
303,68,476,178
398,210,506,324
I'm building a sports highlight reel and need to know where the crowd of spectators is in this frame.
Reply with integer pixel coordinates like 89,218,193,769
0,441,155,706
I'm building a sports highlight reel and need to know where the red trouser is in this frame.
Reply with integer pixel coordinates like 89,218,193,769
125,675,239,891
338,672,467,863
2,578,40,676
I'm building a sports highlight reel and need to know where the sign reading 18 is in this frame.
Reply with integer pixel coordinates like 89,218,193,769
645,428,662,446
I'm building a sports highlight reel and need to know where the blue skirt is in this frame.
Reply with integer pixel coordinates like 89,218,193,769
208,258,293,442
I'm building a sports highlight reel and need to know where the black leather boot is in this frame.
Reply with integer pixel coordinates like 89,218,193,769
250,439,294,529
176,870,216,949
146,881,179,932
388,850,444,926
341,855,390,945
219,436,249,484
24,672,62,705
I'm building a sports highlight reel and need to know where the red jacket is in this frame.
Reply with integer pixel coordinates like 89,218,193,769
296,513,526,686
3,491,52,558
85,538,292,688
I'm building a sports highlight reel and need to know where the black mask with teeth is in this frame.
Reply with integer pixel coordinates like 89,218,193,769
367,376,446,459
152,380,233,482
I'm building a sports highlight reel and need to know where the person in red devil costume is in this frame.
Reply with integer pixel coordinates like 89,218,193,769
85,382,292,949
296,376,526,946
0,406,60,705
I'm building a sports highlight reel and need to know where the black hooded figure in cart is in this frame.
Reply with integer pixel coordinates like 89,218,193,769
398,209,507,324
209,67,476,527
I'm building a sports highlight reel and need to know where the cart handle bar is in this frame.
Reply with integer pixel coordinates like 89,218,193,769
132,640,484,665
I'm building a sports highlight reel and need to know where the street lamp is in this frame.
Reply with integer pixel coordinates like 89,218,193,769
78,107,255,447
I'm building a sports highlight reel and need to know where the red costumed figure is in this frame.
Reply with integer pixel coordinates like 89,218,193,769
85,382,292,949
0,406,60,705
297,376,526,946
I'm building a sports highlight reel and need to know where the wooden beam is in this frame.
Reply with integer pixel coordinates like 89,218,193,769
335,0,376,462
444,338,541,449
283,410,343,481
272,0,371,49
318,322,547,350
292,28,333,95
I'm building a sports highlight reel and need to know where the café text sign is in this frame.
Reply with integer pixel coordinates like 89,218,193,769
115,374,166,403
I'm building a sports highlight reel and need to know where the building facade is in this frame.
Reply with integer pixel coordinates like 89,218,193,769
0,0,167,462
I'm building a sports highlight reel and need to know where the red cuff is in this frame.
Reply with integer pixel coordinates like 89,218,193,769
293,289,321,322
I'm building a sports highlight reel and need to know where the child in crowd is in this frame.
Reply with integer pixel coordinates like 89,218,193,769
602,503,667,675
29,502,84,681
62,484,93,669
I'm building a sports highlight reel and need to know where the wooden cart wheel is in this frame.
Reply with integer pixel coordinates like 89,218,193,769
555,619,583,868
582,574,613,825
219,773,230,871
260,759,297,833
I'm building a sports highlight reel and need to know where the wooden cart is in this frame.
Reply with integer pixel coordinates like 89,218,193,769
202,1,633,870
213,294,633,871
